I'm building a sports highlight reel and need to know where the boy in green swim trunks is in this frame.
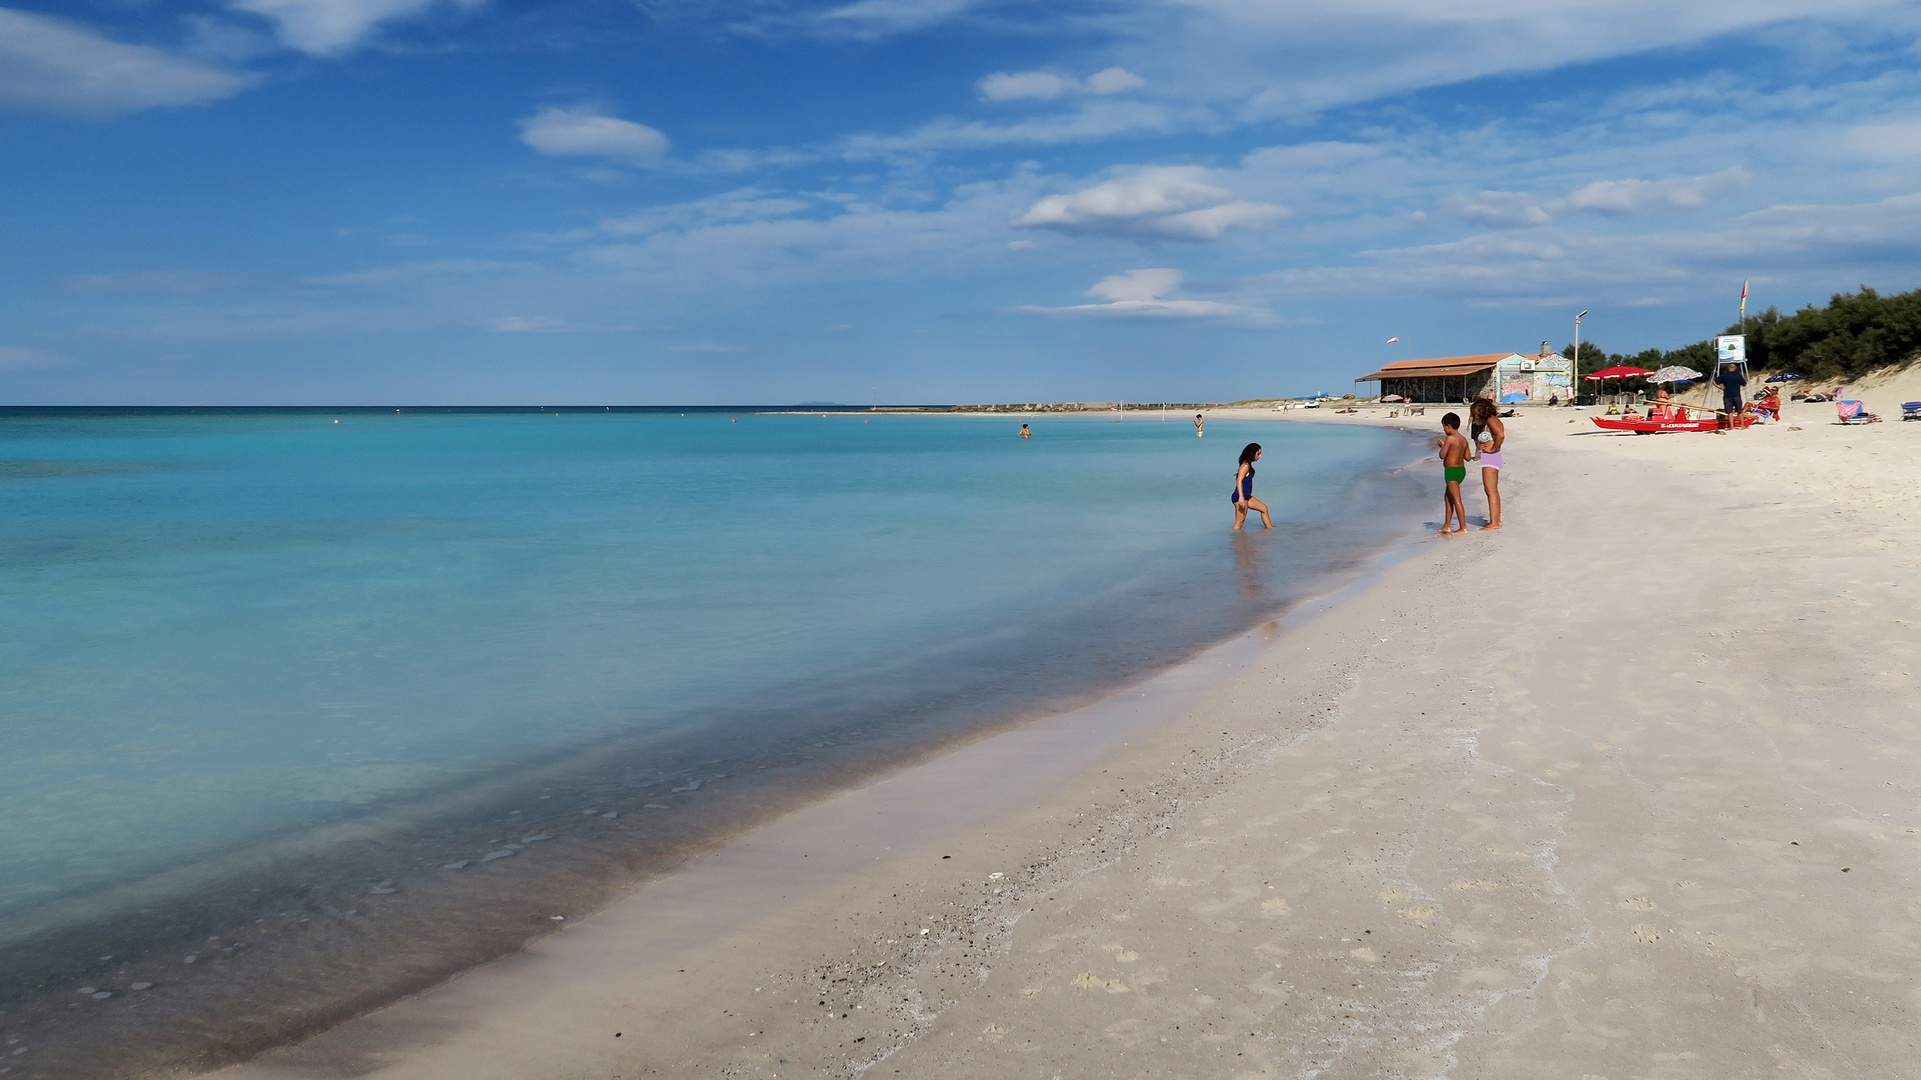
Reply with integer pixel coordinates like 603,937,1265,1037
1438,412,1469,536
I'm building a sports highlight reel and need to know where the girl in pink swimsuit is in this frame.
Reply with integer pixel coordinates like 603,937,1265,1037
1469,397,1505,530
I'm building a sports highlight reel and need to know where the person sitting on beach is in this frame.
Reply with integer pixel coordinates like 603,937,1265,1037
1754,387,1781,420
1437,414,1469,536
1231,443,1272,531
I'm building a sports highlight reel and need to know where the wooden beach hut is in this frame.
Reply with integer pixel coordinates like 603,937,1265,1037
1355,353,1511,404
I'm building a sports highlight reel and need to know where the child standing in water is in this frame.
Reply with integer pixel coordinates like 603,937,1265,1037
1194,413,1205,438
1437,413,1469,535
1231,442,1271,530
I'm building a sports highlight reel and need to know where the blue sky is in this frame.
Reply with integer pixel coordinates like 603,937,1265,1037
4,0,1920,403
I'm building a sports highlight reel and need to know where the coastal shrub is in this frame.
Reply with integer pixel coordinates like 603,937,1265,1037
1583,285,1921,383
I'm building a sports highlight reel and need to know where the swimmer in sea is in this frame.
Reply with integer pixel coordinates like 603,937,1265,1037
1020,422,1030,439
1194,413,1204,438
1231,442,1272,530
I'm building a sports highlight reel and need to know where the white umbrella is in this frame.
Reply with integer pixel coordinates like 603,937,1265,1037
1646,365,1701,384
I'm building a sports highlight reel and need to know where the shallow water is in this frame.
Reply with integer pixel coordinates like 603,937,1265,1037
0,408,1423,1076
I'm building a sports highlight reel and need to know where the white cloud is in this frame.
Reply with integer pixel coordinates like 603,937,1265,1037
0,345,64,371
846,100,1203,157
1014,167,1289,241
0,9,251,115
1021,268,1275,321
979,71,1073,102
1086,67,1147,95
1565,168,1749,213
518,107,671,166
1247,192,1921,305
593,189,812,238
228,0,479,55
812,0,980,37
1448,168,1751,226
1844,121,1921,159
489,316,633,333
977,67,1146,103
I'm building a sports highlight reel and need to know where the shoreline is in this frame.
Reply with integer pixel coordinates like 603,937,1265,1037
209,395,1921,1078
0,419,1431,1079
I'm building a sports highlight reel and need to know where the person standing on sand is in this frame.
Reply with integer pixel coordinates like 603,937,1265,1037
1468,398,1505,530
1231,443,1271,530
1020,422,1030,439
1716,363,1747,430
1437,413,1469,535
1194,413,1205,438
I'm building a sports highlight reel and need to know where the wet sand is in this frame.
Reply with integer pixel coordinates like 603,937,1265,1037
208,398,1919,1078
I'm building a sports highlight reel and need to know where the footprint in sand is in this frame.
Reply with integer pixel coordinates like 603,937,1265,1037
979,1024,1008,1043
1379,887,1411,905
1399,906,1439,928
1631,924,1662,943
1101,944,1140,963
1261,897,1292,918
1618,897,1656,910
1072,972,1130,993
1449,880,1498,891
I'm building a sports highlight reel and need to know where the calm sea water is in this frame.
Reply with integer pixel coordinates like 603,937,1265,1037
0,410,1420,941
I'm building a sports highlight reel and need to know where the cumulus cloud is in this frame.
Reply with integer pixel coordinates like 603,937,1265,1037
1020,268,1274,320
979,71,1073,102
0,9,252,115
978,67,1146,102
1565,168,1748,213
1014,167,1289,241
518,107,671,165
1086,67,1146,94
1449,168,1749,226
229,0,479,55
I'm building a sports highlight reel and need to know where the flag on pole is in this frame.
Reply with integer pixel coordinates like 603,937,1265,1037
1385,336,1399,344
1739,279,1748,319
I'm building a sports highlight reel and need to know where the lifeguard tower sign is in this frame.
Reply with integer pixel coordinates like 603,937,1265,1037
1717,335,1746,363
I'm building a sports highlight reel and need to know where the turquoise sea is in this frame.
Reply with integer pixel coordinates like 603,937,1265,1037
0,408,1422,1075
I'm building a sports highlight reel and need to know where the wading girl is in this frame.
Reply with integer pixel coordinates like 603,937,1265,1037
1232,442,1272,530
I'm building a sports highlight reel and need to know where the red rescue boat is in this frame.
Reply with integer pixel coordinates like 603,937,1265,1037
1590,412,1755,433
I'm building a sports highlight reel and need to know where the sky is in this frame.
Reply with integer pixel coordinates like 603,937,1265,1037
3,0,1920,404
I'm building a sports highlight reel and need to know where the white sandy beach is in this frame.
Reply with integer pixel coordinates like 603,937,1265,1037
211,381,1921,1079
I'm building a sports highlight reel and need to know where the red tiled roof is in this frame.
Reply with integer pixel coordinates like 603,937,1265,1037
1355,353,1524,381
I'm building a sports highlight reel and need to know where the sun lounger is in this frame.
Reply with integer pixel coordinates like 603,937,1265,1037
1836,398,1881,424
1903,401,1921,421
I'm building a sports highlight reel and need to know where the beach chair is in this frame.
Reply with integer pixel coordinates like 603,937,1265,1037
1835,397,1881,424
1903,401,1921,421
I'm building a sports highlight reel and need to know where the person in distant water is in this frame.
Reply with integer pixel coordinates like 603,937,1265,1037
1019,422,1031,439
1468,397,1505,530
1194,413,1205,438
1231,443,1271,530
1437,413,1470,536
1715,363,1747,430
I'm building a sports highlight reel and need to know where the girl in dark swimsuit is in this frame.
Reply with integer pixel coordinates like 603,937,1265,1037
1232,442,1272,530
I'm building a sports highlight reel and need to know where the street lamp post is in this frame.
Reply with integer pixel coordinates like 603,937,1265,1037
1572,310,1587,405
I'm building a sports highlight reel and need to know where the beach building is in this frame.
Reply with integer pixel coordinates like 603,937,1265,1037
1356,345,1573,403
